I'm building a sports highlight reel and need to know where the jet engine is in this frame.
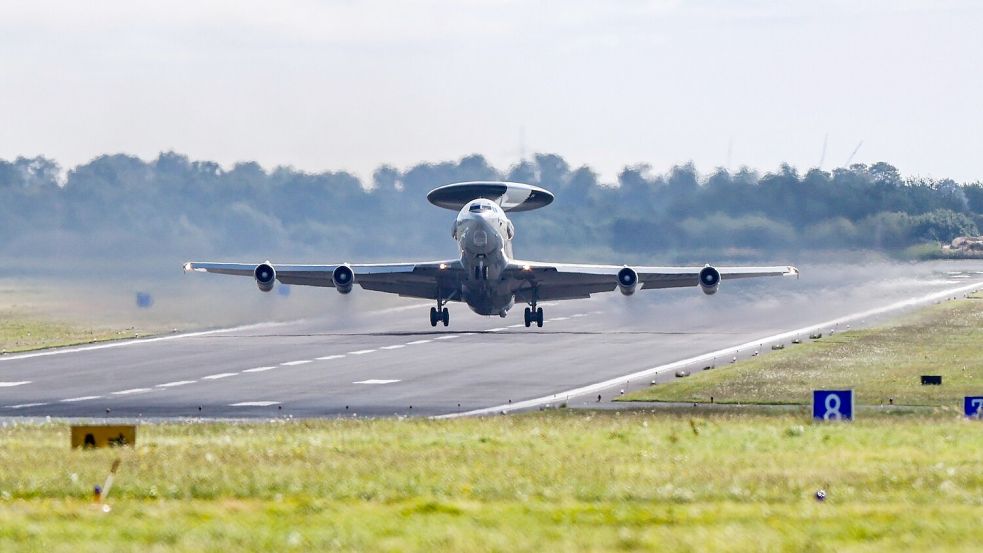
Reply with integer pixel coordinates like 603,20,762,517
617,267,639,296
699,266,721,295
254,263,276,292
332,265,355,294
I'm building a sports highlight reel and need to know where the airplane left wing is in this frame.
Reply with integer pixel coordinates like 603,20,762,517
505,261,798,302
183,260,466,300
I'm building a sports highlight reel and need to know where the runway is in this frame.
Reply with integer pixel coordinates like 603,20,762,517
2,261,982,419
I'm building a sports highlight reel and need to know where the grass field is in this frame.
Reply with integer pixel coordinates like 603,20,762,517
0,413,981,552
0,309,142,354
620,293,983,407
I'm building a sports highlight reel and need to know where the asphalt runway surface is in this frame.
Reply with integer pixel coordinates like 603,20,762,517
2,261,983,419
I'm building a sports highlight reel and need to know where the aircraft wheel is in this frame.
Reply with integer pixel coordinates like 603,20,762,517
441,307,449,327
524,307,532,328
536,307,544,327
430,307,438,327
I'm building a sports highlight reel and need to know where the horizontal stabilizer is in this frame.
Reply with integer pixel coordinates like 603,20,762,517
427,181,554,212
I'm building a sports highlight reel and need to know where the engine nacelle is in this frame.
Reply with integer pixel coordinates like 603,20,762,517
254,263,276,293
617,267,639,296
332,265,355,294
699,266,721,295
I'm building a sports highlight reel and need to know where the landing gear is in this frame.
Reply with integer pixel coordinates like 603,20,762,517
523,306,544,328
430,302,449,327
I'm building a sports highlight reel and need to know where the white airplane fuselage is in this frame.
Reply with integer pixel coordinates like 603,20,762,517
454,199,518,316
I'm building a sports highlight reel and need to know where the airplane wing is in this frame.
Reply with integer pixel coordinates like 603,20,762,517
506,261,799,302
183,260,467,301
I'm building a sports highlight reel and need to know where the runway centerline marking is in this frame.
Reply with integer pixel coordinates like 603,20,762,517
353,379,401,385
348,349,375,355
243,366,276,373
157,380,196,388
406,339,431,345
316,355,346,360
0,381,30,387
6,402,48,409
202,373,238,380
112,388,152,395
380,345,406,350
281,360,312,366
229,401,280,407
60,395,102,403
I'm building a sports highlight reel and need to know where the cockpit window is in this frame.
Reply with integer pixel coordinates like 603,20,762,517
469,203,492,212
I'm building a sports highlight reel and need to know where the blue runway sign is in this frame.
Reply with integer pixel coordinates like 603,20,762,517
813,390,854,421
965,396,983,418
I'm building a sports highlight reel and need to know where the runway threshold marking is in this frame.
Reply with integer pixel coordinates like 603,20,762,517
348,349,375,355
316,355,346,360
439,279,983,419
202,373,238,380
281,360,312,366
112,388,152,395
229,401,280,407
157,380,196,388
5,402,49,409
60,395,102,403
243,366,276,373
353,379,400,385
0,381,30,387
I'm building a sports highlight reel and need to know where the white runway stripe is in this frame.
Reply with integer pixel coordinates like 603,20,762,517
353,379,400,385
60,395,102,403
112,388,152,395
202,373,237,380
348,349,375,355
157,380,196,388
5,402,48,409
229,401,280,407
406,339,431,345
281,360,312,366
380,345,405,350
316,354,346,360
243,366,276,373
434,335,460,340
0,381,30,387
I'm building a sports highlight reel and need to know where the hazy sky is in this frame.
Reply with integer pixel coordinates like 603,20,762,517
1,0,981,183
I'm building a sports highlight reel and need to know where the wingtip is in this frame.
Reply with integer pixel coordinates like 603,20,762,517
787,266,800,279
182,262,193,272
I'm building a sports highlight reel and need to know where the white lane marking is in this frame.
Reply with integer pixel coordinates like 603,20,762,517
0,381,30,387
406,339,431,345
229,401,280,407
551,317,570,321
380,345,406,350
6,402,48,409
507,324,525,328
316,354,346,360
156,380,196,388
461,333,475,336
439,280,983,419
281,360,313,366
202,372,238,380
243,366,276,373
0,320,292,363
487,327,508,332
348,349,375,355
434,335,460,340
60,395,102,403
111,388,152,395
353,379,400,385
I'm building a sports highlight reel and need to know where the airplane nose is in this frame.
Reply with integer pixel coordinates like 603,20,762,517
472,230,488,247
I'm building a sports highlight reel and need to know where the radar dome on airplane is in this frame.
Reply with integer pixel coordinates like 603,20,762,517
426,181,554,212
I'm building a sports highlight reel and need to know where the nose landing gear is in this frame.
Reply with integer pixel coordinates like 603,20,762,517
430,306,449,327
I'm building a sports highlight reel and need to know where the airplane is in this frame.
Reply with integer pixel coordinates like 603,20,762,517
184,181,799,327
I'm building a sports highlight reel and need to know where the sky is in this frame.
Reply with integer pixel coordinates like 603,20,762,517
1,0,981,184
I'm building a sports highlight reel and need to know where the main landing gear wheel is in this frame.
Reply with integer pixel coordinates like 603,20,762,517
431,306,450,327
524,306,544,328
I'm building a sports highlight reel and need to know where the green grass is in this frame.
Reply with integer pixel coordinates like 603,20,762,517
0,309,141,353
1,413,981,552
620,294,983,407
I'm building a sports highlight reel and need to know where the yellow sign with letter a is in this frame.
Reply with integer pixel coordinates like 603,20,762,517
71,425,136,449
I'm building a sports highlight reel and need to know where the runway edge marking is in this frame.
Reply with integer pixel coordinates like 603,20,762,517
436,280,983,419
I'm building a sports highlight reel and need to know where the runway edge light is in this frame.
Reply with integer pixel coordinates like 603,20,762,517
812,390,854,421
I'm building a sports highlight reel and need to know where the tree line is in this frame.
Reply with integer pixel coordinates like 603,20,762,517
1,152,981,271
